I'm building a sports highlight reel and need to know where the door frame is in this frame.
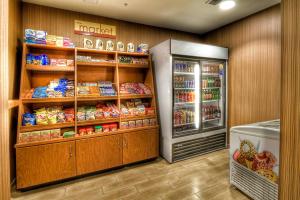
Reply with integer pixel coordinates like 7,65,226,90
0,0,11,199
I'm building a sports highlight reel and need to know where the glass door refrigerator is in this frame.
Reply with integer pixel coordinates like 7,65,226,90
151,39,228,163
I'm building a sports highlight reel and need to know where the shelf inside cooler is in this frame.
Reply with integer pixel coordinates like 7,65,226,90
202,87,220,90
202,100,220,103
174,122,195,127
174,72,195,75
174,88,195,90
202,118,221,122
202,73,220,76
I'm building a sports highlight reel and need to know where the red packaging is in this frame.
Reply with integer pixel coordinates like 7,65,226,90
102,124,110,132
86,126,94,135
78,127,87,136
110,123,118,132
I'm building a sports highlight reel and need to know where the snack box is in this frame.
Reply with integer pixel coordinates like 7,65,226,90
110,123,118,131
136,120,143,127
150,118,157,126
63,131,75,138
86,126,94,135
143,119,150,126
146,108,155,115
94,125,103,133
56,36,64,47
102,124,110,132
120,121,129,129
50,129,61,139
40,130,51,141
78,127,87,136
31,131,41,142
19,132,30,143
128,121,136,128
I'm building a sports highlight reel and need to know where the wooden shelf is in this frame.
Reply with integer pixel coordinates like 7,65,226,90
120,94,153,99
26,64,75,72
20,122,75,132
77,95,118,101
16,125,159,148
120,115,156,121
77,118,119,126
22,97,75,103
77,48,116,55
26,43,75,51
118,63,149,69
77,62,116,67
117,52,149,57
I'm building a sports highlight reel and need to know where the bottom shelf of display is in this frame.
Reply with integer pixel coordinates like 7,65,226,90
15,125,159,148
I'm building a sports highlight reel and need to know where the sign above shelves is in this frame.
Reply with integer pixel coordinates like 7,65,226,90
74,20,117,39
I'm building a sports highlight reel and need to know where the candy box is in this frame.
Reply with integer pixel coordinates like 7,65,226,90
31,131,41,142
50,129,61,139
120,121,129,129
19,132,30,143
94,125,103,133
128,121,136,128
102,124,110,132
78,127,87,136
63,131,75,138
143,119,150,126
110,123,118,131
40,130,50,141
86,126,94,135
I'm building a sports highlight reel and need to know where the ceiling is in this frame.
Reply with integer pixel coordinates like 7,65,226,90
22,0,280,34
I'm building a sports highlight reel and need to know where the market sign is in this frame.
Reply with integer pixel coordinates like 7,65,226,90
74,20,116,39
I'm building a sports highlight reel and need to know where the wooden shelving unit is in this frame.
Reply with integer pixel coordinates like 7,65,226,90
16,43,159,189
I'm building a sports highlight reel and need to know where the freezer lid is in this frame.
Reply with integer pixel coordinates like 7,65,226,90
230,119,280,139
170,39,228,60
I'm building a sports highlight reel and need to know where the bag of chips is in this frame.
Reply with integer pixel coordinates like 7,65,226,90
22,112,36,126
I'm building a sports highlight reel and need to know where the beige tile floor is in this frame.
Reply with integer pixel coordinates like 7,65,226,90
11,149,250,200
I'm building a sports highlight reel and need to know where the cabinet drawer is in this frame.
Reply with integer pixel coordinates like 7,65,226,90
16,141,76,189
76,134,123,175
123,128,158,164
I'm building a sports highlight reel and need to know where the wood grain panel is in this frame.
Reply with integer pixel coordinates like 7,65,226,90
1,0,11,198
280,0,300,199
76,134,123,175
16,141,76,189
123,128,158,164
22,3,201,49
202,5,281,130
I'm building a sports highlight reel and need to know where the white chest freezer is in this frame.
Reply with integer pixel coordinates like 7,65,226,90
230,120,279,200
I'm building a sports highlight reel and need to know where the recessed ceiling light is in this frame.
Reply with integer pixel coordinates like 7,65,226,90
219,0,236,10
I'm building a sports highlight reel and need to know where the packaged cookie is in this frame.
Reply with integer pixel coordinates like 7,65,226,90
86,126,94,135
102,124,110,133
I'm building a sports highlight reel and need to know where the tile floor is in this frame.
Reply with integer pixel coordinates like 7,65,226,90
11,149,249,200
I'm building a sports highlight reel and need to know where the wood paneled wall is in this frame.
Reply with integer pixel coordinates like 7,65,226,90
0,0,11,198
202,5,281,129
22,3,201,48
280,0,300,199
8,0,22,185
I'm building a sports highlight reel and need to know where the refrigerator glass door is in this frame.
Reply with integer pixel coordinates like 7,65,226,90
200,60,226,130
173,58,200,137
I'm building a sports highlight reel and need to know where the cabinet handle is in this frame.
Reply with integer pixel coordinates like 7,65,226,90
124,138,128,148
69,145,73,158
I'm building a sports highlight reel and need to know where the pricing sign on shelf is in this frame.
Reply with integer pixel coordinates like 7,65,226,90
74,20,117,39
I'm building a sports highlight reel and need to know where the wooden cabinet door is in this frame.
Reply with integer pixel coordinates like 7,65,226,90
16,141,76,189
123,128,158,164
76,134,123,175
